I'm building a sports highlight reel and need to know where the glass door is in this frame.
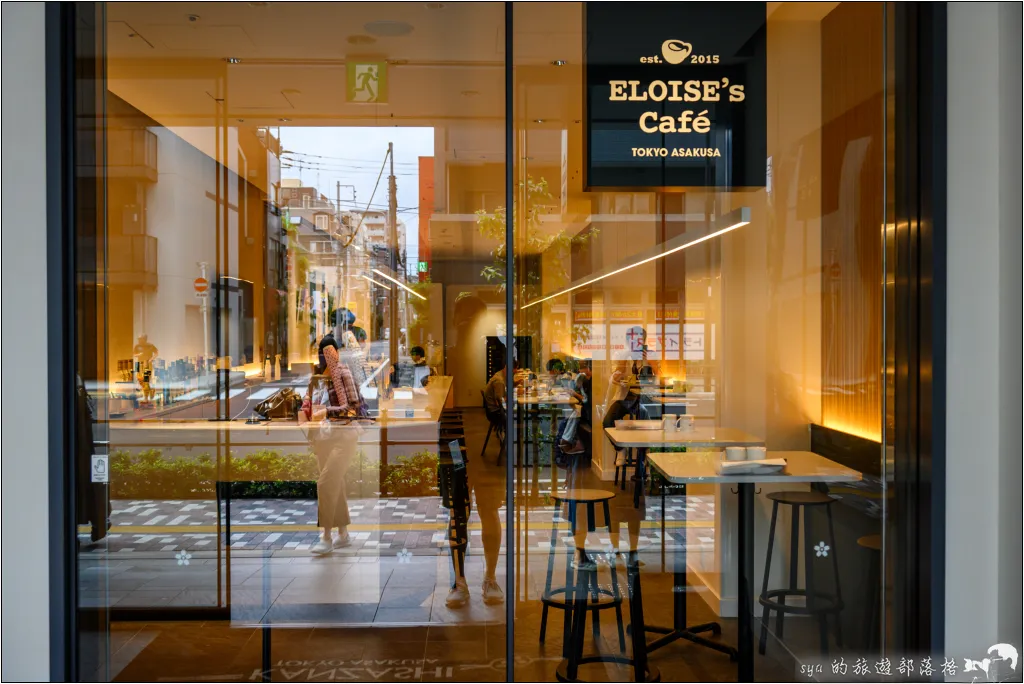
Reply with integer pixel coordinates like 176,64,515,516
79,2,511,680
510,2,890,681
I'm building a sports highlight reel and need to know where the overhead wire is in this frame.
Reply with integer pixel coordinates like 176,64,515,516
338,147,390,249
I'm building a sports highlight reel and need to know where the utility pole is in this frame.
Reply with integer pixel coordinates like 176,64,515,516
335,182,355,336
337,180,344,333
388,142,399,374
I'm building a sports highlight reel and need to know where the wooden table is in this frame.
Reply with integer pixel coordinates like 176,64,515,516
604,426,765,507
603,426,764,449
646,450,861,681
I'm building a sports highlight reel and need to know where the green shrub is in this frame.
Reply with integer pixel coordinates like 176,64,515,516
382,450,440,497
109,448,382,500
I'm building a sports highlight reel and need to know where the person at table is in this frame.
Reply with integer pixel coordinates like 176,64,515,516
544,357,567,387
602,326,658,467
557,360,593,455
483,354,521,416
410,345,434,387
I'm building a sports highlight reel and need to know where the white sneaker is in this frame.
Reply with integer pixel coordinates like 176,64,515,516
481,578,504,605
311,538,332,555
446,578,470,608
332,532,351,549
614,452,626,467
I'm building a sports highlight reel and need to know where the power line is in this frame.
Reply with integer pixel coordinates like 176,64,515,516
282,149,420,166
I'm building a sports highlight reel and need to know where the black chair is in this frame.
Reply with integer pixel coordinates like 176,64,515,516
758,490,844,655
481,390,506,462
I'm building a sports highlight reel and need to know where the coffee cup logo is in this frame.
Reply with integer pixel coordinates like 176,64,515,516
661,39,693,64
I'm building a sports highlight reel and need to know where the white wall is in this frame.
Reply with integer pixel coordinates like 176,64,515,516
946,1,1023,656
0,2,51,681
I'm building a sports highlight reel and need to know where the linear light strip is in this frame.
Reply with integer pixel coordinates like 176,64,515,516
520,215,750,309
371,268,427,300
361,274,392,290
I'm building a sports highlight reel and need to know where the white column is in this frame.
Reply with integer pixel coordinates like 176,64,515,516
1,2,51,680
946,1,1023,656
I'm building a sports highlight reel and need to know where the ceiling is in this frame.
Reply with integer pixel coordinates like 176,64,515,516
107,2,583,128
106,2,587,260
103,2,841,261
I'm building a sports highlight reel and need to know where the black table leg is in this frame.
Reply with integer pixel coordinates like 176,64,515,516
645,483,735,660
737,482,755,681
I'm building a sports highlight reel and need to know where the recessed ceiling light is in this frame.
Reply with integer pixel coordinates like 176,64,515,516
279,118,291,123
346,34,377,45
364,20,414,37
551,60,568,66
533,119,545,123
226,57,241,64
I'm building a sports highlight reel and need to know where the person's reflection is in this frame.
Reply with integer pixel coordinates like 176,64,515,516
133,334,158,403
305,336,362,555
440,443,506,608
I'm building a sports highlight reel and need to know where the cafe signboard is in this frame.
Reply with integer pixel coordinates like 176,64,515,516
584,2,767,189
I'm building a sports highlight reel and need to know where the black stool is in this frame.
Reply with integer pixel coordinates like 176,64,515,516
557,537,660,683
759,490,844,655
540,489,626,656
857,534,882,651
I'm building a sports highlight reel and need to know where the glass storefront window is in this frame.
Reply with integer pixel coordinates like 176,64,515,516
72,2,896,681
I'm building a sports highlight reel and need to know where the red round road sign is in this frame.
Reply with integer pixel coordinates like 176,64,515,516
194,277,209,293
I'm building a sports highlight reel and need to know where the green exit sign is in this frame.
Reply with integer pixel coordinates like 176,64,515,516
417,261,428,273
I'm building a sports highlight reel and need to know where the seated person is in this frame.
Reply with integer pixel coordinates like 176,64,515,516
603,326,659,467
558,360,593,455
410,345,434,387
484,355,520,421
545,358,568,387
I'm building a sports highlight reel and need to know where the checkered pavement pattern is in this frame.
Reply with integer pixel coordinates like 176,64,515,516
82,491,716,556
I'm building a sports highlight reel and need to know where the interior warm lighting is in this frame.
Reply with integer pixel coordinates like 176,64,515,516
372,268,427,300
820,419,882,443
521,208,750,309
361,274,392,290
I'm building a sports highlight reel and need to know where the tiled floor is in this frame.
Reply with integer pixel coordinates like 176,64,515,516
80,409,805,681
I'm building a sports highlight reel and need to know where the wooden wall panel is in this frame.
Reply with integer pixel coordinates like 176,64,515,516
820,2,885,441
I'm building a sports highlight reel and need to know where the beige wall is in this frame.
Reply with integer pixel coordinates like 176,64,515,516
445,285,505,408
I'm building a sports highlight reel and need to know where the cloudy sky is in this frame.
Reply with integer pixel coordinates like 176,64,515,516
279,126,434,272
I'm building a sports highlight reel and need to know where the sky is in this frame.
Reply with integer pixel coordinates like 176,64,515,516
279,127,434,272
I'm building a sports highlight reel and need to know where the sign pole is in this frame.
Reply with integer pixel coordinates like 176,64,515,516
198,261,210,374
